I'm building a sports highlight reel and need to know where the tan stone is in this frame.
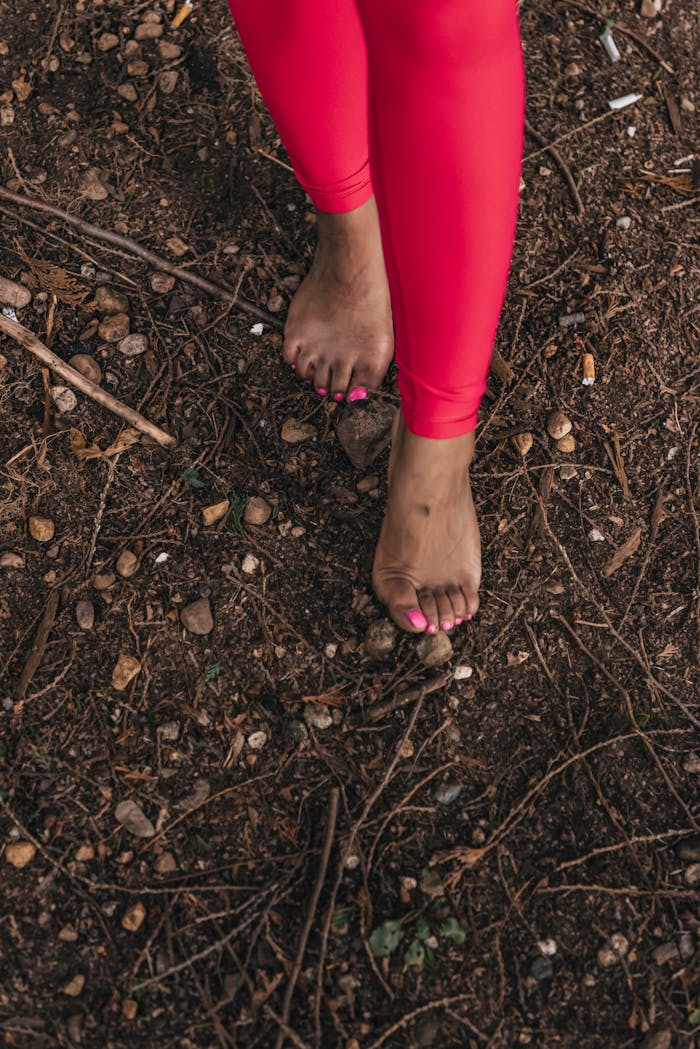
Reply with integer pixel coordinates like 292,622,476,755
29,516,55,542
112,653,141,691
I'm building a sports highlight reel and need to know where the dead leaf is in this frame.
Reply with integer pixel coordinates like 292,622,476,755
71,427,141,463
301,691,345,707
602,527,642,577
18,252,89,307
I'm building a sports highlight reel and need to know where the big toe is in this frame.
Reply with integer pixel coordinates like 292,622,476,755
374,577,430,634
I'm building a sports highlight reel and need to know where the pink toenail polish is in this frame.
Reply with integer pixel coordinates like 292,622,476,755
333,393,344,402
455,617,463,625
347,387,368,402
426,624,437,635
407,609,428,630
317,388,327,396
304,379,311,385
291,363,296,370
441,621,452,631
466,614,473,621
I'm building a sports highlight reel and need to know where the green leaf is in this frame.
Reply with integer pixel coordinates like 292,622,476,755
441,917,466,944
206,662,221,681
689,1007,700,1027
404,938,425,967
369,919,403,958
182,467,206,489
415,916,431,942
331,906,352,933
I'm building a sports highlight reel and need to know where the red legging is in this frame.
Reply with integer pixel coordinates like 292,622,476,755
227,0,526,438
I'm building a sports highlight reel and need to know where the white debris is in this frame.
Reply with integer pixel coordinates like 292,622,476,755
154,552,169,564
616,216,632,230
454,665,473,681
249,323,264,335
589,528,606,543
241,553,259,574
608,92,642,111
247,731,268,750
627,126,637,138
1,306,18,321
598,27,621,62
538,938,558,956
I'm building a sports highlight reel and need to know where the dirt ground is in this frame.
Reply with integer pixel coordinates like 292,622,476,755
1,0,699,1046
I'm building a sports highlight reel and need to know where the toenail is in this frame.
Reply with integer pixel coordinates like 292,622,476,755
441,621,452,631
304,379,311,385
347,387,368,402
465,614,473,621
455,617,463,625
426,624,437,635
291,363,296,370
333,393,344,402
317,388,327,396
407,609,428,630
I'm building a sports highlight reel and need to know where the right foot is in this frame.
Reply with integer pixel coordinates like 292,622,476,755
283,197,394,402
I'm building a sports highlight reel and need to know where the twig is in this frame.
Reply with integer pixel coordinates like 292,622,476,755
274,788,339,1049
365,994,486,1049
0,185,281,328
684,421,700,665
15,590,59,699
360,670,452,723
554,0,675,75
0,313,175,446
525,119,584,217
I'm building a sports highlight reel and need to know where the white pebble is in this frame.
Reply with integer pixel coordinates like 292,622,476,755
241,553,259,574
627,125,637,138
589,528,605,542
51,386,77,413
247,731,268,750
616,216,632,230
454,665,473,681
249,323,264,335
324,643,338,659
537,938,558,956
154,552,169,564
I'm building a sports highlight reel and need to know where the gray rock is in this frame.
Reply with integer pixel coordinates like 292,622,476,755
304,703,333,731
118,333,149,358
284,719,309,744
530,956,553,981
684,863,700,887
652,942,679,966
678,932,694,961
114,799,155,838
416,631,453,667
434,783,463,805
363,618,397,659
75,600,94,630
336,403,394,469
682,753,700,774
676,836,700,862
175,777,210,812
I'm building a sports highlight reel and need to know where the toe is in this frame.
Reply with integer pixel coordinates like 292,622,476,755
460,586,480,621
330,361,353,402
374,577,429,633
434,589,455,632
417,589,440,634
295,349,315,383
447,586,467,625
282,332,301,368
313,359,331,397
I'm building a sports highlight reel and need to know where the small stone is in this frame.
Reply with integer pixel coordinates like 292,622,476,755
97,32,119,51
597,947,619,968
564,62,581,77
12,76,32,101
116,549,139,578
513,432,533,457
58,924,78,942
537,938,557,956
652,942,679,966
556,433,576,453
281,417,316,444
159,70,178,95
0,552,24,569
117,83,138,102
284,719,308,744
98,313,130,342
676,836,700,862
159,41,182,60
127,60,149,77
93,287,129,313
62,975,85,997
180,597,214,635
680,96,695,114
684,863,700,887
610,933,628,956
118,333,148,357
547,410,572,440
165,236,189,257
454,665,473,680
122,999,138,1020
682,753,700,773
363,619,397,659
678,932,694,961
202,500,229,527
616,215,632,230
29,516,55,542
0,275,31,309
640,0,661,16
324,642,337,659
641,1033,672,1049
248,731,268,750
416,631,453,667
336,403,394,469
112,653,141,691
51,386,78,413
150,272,175,293
134,23,163,40
419,869,445,899
75,844,94,862
243,496,272,525
530,956,553,980
121,901,146,932
115,799,155,838
357,474,380,493
94,571,115,590
154,851,177,874
81,168,109,201
560,464,578,480
176,777,211,811
434,783,463,805
159,721,180,742
304,703,333,731
241,553,259,575
69,354,102,384
5,841,36,868
589,528,605,543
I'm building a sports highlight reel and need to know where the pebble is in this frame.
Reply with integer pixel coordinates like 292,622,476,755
547,410,572,440
682,753,700,773
556,433,576,453
81,168,109,201
153,851,177,874
5,841,36,868
51,386,78,413
678,931,694,961
96,31,119,51
610,933,628,956
117,82,138,102
29,516,55,542
158,41,182,60
564,62,581,77
357,474,379,493
134,23,163,40
529,956,553,981
176,777,211,811
118,333,148,358
680,96,695,114
159,721,180,742
69,354,102,384
0,275,31,309
597,947,619,968
127,60,149,77
453,665,473,680
419,869,445,899
434,783,463,805
248,731,268,750
93,286,129,314
640,1033,672,1049
281,417,316,444
0,552,24,569
114,799,155,838
304,703,333,731
684,863,700,887
202,500,229,527
416,631,453,667
180,597,214,635
62,975,85,997
363,619,397,659
166,236,189,257
558,312,586,328
98,313,130,343
58,924,78,942
94,570,116,590
537,938,557,956
75,844,94,862
243,496,272,525
324,643,337,659
75,600,94,630
589,528,606,542
121,901,146,932
560,464,578,480
640,0,661,15
284,719,308,744
150,272,176,293
652,941,679,966
116,549,139,578
513,431,533,457
676,836,700,862
122,999,138,1020
616,215,632,230
111,653,141,690
336,403,394,469
241,553,259,574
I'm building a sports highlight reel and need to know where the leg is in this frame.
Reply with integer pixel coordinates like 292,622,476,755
355,0,526,631
227,0,394,400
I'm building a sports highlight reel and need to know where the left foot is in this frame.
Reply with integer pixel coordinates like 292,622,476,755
372,412,481,633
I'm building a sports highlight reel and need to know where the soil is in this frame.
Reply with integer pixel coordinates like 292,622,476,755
0,1,699,1047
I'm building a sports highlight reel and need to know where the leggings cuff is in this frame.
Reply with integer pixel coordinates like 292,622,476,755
296,159,374,213
398,365,485,438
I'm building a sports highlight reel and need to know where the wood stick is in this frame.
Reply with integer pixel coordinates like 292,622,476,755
0,185,281,329
16,590,59,699
525,119,584,218
0,313,175,446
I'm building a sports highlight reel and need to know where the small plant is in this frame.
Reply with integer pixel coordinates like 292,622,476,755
32,751,51,771
228,493,249,538
206,662,221,682
182,467,206,489
369,902,466,969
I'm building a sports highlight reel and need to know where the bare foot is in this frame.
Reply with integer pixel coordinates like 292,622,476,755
372,412,481,633
283,197,394,402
